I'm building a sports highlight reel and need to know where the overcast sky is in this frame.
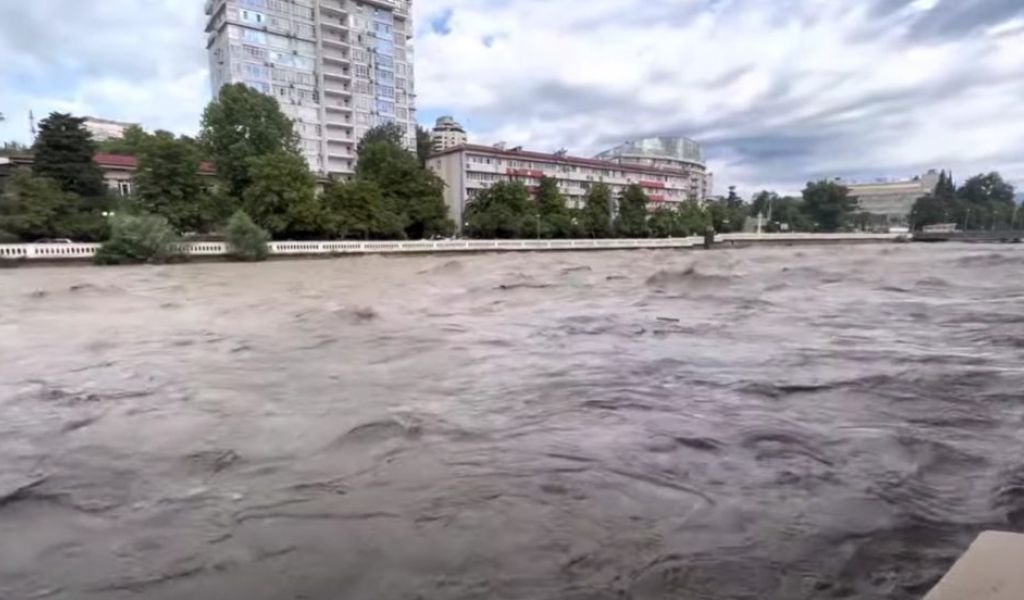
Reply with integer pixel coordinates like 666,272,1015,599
1,0,1022,196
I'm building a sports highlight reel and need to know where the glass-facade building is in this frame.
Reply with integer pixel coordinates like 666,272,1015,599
205,0,416,178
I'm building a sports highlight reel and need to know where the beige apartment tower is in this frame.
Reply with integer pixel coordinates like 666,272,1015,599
205,0,416,178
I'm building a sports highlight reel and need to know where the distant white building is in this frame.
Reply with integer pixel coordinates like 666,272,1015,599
430,116,467,153
845,170,941,227
83,117,138,142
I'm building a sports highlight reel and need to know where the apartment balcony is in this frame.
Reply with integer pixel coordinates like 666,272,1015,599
324,101,353,113
322,64,351,80
320,0,348,17
327,157,354,174
322,47,349,64
325,115,352,127
325,125,354,143
324,86,352,98
321,29,349,45
326,144,356,160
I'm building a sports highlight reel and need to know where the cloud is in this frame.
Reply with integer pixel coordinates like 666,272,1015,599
1,0,1022,198
0,0,208,143
414,0,1024,196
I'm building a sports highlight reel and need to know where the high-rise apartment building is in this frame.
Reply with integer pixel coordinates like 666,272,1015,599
205,0,416,178
430,116,467,153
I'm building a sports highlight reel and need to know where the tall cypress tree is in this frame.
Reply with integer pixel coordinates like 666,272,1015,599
32,113,107,200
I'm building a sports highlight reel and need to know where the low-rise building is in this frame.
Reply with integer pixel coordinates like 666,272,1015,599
0,152,215,197
428,139,713,230
430,116,468,153
845,170,940,227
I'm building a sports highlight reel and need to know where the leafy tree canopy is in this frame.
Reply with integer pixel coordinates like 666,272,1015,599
134,130,207,233
242,150,322,239
802,180,855,232
356,133,452,239
200,83,301,199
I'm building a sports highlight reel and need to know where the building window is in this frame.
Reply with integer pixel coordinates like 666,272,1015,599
243,45,268,61
375,38,394,55
241,28,266,44
117,181,132,197
240,10,266,25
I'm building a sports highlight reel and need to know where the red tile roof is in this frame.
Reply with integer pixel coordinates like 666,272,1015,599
94,153,139,168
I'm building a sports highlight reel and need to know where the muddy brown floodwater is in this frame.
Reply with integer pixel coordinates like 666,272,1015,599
2,244,1024,600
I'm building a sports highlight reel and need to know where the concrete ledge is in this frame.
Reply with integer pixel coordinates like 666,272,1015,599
925,531,1024,599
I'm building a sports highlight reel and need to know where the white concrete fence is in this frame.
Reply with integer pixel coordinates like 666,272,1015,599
0,233,902,262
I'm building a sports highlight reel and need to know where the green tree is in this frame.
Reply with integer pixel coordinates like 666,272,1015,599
464,181,532,238
771,196,813,232
535,176,575,238
200,83,300,200
750,190,779,219
356,132,452,239
935,170,957,203
579,182,613,238
676,198,710,235
32,112,107,200
322,179,404,239
96,125,151,155
133,131,207,233
615,184,649,237
416,125,432,167
0,169,81,240
357,122,407,155
648,208,681,238
910,194,954,230
802,180,855,232
224,210,270,261
957,172,1016,229
242,151,323,239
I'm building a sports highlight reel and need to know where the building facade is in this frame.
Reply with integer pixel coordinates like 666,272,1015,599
428,141,712,230
83,117,139,142
845,170,940,227
205,0,416,178
596,137,713,201
430,116,467,153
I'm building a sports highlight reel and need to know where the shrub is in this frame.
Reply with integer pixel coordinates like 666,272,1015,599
225,210,270,262
95,213,179,265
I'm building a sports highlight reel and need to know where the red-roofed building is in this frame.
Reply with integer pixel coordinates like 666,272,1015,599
0,152,217,197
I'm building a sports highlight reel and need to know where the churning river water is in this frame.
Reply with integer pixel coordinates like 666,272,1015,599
2,243,1024,600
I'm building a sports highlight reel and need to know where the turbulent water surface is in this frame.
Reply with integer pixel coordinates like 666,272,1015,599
2,244,1024,600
